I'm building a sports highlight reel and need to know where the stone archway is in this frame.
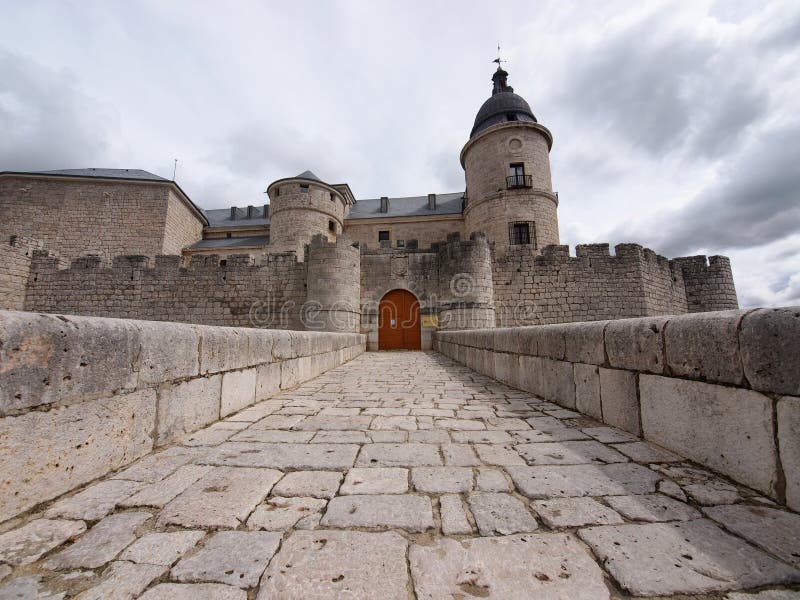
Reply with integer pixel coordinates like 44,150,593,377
378,289,421,350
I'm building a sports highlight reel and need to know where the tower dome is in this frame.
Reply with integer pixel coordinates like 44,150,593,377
470,68,537,138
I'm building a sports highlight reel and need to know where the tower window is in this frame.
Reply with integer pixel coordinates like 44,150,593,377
274,187,280,196
329,220,336,232
378,230,390,242
226,232,232,238
396,239,405,248
506,113,518,121
507,163,531,189
300,184,310,193
509,221,536,247
330,192,335,202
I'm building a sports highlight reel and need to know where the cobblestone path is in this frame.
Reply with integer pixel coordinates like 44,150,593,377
2,352,800,599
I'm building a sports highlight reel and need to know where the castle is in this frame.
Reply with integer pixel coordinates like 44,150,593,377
0,67,738,350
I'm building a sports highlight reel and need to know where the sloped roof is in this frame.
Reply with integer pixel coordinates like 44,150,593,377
187,235,269,250
33,168,170,181
295,170,323,182
205,207,270,227
346,192,464,219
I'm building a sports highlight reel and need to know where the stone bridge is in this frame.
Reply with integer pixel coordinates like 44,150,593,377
0,310,799,598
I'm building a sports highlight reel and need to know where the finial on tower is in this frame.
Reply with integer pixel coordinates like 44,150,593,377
491,45,513,95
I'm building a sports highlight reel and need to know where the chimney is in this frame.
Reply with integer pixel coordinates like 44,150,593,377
263,204,269,219
428,193,436,210
247,205,255,219
230,206,237,220
380,196,389,213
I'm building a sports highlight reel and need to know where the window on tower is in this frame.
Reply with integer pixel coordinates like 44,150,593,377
329,220,336,232
509,222,536,247
507,163,531,189
378,230,390,242
300,184,310,193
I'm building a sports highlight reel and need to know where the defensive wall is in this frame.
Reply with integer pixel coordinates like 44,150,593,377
23,235,360,332
493,243,737,326
0,236,52,310
0,310,366,524
434,307,800,511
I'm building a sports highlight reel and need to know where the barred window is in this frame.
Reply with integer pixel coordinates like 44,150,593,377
509,221,536,246
378,230,390,242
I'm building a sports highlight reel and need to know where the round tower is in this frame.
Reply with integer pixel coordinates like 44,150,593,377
461,67,559,255
266,170,354,258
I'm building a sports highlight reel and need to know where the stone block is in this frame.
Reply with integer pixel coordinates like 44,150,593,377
201,442,359,470
540,358,575,408
564,320,608,364
220,369,257,417
492,352,519,387
0,312,139,414
199,327,272,374
45,479,144,521
0,519,86,566
410,534,609,599
271,470,343,499
574,363,602,420
140,583,246,600
664,310,744,385
157,375,221,445
741,308,800,395
120,531,204,566
604,494,700,522
508,464,661,498
605,316,668,374
321,495,434,531
0,389,155,523
468,492,538,535
247,496,327,531
599,368,640,435
532,497,624,527
535,324,566,360
136,321,200,386
171,531,282,588
640,375,777,496
778,396,800,511
518,355,543,397
77,561,167,600
255,362,281,401
578,520,800,596
258,530,409,600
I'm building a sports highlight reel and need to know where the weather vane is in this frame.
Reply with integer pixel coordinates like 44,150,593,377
493,44,506,68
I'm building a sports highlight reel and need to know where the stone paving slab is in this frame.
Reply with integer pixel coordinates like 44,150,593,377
6,351,800,599
258,530,409,600
409,534,610,599
199,442,358,470
579,519,800,596
171,531,281,588
158,467,281,529
321,494,434,531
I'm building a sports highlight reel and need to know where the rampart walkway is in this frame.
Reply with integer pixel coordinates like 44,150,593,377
1,351,799,599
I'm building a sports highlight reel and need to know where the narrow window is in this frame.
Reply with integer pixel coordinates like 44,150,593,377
396,239,405,248
509,222,535,246
508,163,526,188
274,187,280,196
506,113,518,121
300,184,310,193
378,230,390,242
226,232,232,239
329,220,336,232
330,192,335,202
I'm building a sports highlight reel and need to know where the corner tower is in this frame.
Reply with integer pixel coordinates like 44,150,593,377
461,67,559,255
266,170,355,258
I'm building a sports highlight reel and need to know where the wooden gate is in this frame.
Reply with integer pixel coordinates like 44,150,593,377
378,289,421,350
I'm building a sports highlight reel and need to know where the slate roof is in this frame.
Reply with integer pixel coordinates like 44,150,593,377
295,170,323,182
346,192,464,219
471,92,537,138
205,207,270,227
32,168,170,181
187,236,269,250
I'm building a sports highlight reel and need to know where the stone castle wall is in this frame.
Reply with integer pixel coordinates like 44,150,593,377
344,216,464,251
24,251,308,330
0,176,202,263
673,255,739,312
0,236,47,310
306,235,361,333
491,243,733,327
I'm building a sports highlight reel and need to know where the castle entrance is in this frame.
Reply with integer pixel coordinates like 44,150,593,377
378,289,421,350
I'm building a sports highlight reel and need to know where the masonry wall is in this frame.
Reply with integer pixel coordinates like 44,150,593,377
0,236,44,310
493,243,697,327
434,308,800,511
306,235,361,333
25,251,308,330
0,176,197,263
673,255,739,312
0,310,366,523
163,189,205,255
344,216,464,251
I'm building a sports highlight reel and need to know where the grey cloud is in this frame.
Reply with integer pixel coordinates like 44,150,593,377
609,124,800,256
554,9,769,160
0,50,112,171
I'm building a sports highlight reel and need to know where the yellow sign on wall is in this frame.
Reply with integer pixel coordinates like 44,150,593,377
422,315,439,328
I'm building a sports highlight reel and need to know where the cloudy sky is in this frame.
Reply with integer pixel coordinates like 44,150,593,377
2,0,799,307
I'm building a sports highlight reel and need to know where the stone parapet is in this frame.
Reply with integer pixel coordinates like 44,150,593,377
434,307,800,509
0,310,366,523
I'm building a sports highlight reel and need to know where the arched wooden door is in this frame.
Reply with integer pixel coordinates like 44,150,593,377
378,289,421,350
